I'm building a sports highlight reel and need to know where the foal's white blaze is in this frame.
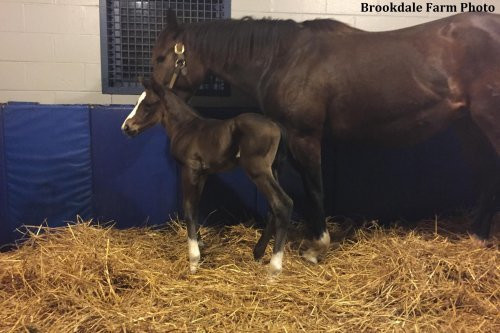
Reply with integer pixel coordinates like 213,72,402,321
121,91,146,130
269,251,284,273
302,230,330,264
188,238,200,273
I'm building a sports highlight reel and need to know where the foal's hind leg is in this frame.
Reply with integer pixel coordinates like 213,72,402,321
245,167,292,273
253,162,283,260
253,212,275,260
181,167,206,273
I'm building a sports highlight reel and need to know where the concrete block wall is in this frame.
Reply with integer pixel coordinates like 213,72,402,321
232,0,499,28
0,0,498,104
0,0,136,104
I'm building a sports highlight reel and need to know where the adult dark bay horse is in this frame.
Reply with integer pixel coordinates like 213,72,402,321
152,12,500,262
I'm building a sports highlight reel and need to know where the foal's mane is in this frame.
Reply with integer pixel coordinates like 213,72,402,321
166,17,353,66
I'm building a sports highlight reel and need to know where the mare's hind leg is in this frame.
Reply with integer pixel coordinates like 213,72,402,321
455,118,499,239
288,134,330,264
463,76,500,239
181,167,206,273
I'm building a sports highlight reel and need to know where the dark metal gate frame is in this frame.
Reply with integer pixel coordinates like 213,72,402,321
99,1,258,107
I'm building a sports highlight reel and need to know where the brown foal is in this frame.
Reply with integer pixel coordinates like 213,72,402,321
122,79,292,274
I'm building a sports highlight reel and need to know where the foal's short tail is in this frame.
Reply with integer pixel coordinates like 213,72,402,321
272,125,288,179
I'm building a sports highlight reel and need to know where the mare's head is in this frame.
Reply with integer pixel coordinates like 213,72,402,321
121,79,165,137
151,10,207,100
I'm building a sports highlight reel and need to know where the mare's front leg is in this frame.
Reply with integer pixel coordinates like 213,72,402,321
181,167,206,273
288,134,330,264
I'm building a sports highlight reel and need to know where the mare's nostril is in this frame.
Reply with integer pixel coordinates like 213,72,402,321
123,123,129,132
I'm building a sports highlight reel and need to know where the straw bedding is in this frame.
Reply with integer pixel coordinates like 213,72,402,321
0,216,498,332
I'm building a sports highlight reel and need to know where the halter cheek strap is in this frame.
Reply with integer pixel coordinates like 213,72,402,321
168,42,188,89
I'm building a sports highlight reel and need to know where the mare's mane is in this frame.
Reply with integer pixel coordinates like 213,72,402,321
157,17,353,66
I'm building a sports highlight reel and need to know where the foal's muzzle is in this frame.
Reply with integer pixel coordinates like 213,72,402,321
121,121,139,137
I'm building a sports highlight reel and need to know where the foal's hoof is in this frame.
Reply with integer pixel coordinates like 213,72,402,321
189,262,199,273
253,245,266,261
267,264,282,276
189,255,200,273
268,252,283,275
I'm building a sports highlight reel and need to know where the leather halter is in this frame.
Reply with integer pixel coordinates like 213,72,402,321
168,42,188,89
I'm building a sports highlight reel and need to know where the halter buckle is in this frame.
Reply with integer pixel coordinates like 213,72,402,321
174,43,185,55
175,58,186,68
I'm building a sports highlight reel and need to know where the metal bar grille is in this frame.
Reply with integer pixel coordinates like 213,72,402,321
100,0,231,96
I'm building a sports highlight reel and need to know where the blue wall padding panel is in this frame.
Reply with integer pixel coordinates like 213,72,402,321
90,105,266,227
199,169,267,225
0,102,479,246
90,105,179,227
0,105,9,246
2,103,93,243
323,129,477,220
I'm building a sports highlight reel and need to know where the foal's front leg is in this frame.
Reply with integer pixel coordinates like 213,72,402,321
181,167,206,273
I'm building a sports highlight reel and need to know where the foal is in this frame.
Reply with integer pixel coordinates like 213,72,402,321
122,79,293,274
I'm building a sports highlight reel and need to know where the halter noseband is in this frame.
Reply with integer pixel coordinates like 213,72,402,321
168,42,188,89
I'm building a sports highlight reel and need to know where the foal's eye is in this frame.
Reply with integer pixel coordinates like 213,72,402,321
143,100,159,112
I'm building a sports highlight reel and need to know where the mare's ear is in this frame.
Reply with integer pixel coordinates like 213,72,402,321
166,9,179,31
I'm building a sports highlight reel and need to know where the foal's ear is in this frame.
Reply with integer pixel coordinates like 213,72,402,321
166,9,179,31
140,77,153,90
152,80,165,99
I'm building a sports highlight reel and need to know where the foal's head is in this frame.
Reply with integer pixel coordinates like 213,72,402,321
121,79,165,137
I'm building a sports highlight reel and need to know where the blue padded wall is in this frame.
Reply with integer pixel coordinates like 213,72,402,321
2,103,93,244
90,105,179,227
90,105,266,228
324,129,477,221
0,103,267,246
0,102,479,246
0,105,9,246
199,169,268,226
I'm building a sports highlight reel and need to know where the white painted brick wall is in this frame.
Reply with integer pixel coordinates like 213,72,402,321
234,0,500,29
0,0,499,104
0,0,109,104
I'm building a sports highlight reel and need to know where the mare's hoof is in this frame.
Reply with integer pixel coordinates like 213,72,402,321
301,249,319,264
469,234,497,248
301,231,331,264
